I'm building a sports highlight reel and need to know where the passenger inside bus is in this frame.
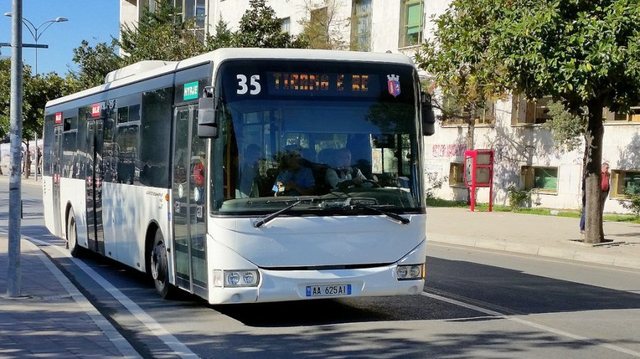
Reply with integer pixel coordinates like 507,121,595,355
273,147,315,196
238,144,261,198
325,148,367,190
347,134,373,179
192,152,205,203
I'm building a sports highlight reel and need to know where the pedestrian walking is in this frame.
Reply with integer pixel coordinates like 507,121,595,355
600,161,611,214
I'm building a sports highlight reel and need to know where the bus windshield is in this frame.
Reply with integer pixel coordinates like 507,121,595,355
211,59,423,215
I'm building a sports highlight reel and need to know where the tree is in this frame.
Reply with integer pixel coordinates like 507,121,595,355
0,60,40,142
119,0,207,63
491,0,640,243
0,58,14,140
0,59,75,177
297,0,347,50
415,0,509,150
205,19,235,50
71,39,122,89
233,0,306,48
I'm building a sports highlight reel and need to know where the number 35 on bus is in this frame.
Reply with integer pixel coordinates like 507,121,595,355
42,48,436,304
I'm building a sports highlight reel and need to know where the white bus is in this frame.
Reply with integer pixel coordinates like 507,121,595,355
42,48,435,304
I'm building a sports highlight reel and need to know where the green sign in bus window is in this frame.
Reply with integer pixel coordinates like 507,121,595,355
183,81,199,101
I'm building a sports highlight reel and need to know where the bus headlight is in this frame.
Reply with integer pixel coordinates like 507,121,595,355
214,270,260,287
396,264,425,280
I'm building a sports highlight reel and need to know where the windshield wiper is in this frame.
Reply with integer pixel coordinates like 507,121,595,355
253,197,409,227
351,203,410,225
322,195,411,225
253,200,303,228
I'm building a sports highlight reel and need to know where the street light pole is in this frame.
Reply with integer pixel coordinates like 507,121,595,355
3,12,68,75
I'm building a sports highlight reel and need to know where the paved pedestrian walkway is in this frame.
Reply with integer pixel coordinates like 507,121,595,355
427,207,640,270
0,236,139,358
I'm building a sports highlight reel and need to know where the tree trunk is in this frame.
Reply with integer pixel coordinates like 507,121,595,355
465,112,475,150
465,109,475,205
583,100,605,244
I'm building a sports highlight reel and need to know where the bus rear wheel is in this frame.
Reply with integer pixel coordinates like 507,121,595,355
66,209,82,257
150,230,177,299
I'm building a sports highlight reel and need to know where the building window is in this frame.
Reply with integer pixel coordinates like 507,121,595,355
474,103,496,125
399,0,423,48
281,17,291,34
449,162,464,186
440,95,495,126
612,170,640,198
185,0,206,40
140,0,158,17
522,166,558,192
140,1,206,39
603,105,640,123
311,7,328,26
350,0,372,51
512,95,552,125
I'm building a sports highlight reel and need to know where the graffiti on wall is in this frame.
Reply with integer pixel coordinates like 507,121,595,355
431,144,466,158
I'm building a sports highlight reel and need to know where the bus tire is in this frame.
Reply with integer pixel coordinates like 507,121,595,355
150,229,177,299
66,209,82,257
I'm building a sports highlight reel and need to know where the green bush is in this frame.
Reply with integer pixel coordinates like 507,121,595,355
621,193,640,217
507,185,531,211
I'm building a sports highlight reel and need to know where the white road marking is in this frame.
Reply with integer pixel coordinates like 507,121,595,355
27,236,199,359
423,291,640,357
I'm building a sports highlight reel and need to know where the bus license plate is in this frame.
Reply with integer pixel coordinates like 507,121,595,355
305,284,352,297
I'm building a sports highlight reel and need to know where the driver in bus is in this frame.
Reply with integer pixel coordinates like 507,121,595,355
273,147,315,196
325,148,367,189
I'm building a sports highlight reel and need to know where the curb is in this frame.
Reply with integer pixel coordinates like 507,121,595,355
429,234,640,271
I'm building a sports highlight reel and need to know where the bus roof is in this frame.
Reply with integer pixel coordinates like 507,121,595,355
45,48,416,108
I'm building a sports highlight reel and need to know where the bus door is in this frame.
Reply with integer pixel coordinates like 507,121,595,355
172,105,208,297
85,115,105,254
52,124,63,236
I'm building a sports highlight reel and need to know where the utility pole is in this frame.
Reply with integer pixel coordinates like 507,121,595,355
7,0,23,298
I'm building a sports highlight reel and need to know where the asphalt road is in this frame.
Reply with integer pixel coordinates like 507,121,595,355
5,176,640,358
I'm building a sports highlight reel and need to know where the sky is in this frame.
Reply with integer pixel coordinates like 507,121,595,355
1,1,120,76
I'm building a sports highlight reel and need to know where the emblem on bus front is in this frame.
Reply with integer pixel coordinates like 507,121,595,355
387,74,401,97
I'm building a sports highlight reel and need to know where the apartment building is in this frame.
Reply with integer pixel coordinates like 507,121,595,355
119,0,640,213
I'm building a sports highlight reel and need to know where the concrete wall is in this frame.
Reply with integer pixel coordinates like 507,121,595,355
119,0,139,30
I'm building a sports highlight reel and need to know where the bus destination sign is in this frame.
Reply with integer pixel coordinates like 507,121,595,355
267,72,381,97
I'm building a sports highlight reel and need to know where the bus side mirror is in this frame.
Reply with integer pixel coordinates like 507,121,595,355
198,96,218,138
421,91,435,136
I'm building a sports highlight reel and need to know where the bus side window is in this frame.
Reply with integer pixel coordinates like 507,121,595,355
116,125,139,184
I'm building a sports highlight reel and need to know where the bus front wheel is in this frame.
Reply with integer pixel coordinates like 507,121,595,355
150,230,177,299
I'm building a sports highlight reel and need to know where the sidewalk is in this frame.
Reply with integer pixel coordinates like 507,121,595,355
0,237,139,358
427,206,640,270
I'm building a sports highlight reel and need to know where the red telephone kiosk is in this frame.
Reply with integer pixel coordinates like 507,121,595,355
463,149,494,212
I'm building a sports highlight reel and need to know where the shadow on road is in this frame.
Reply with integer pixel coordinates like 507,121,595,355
425,256,640,315
61,250,640,328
